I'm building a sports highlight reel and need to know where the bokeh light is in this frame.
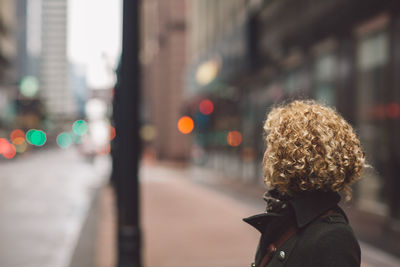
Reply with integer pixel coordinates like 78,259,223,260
57,132,73,149
19,76,39,98
30,130,47,146
12,137,26,145
0,138,17,159
196,112,209,128
15,142,28,153
3,144,16,159
10,129,26,146
10,129,25,144
196,59,220,86
227,131,242,147
0,138,9,155
110,126,116,140
72,120,89,136
26,129,36,145
199,99,214,115
26,129,47,146
177,116,194,134
140,124,157,141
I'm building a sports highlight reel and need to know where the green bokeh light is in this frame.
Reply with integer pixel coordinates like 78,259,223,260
26,129,36,145
72,120,88,136
31,130,46,146
57,132,73,149
20,76,39,98
26,129,46,146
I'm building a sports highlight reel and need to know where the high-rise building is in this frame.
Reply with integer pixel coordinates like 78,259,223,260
14,0,42,82
0,0,16,83
40,0,77,123
0,0,16,131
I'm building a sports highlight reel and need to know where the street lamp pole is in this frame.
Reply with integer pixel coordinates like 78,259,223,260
113,0,142,266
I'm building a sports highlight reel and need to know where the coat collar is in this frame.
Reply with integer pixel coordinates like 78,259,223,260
243,190,342,232
289,190,341,228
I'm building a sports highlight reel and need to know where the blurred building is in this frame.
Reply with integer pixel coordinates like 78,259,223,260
1,0,45,133
0,0,15,82
185,0,400,257
40,0,77,125
11,0,45,131
0,0,16,131
14,0,40,79
141,0,190,161
15,0,28,81
185,0,263,176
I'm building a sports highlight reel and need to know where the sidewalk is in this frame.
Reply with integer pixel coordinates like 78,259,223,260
141,163,260,267
95,162,400,267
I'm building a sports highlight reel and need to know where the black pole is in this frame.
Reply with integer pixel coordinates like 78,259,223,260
113,0,141,266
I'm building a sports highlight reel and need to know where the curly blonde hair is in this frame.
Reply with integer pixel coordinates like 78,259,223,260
263,100,365,200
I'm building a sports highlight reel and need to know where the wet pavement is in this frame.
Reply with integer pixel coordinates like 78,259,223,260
0,148,109,267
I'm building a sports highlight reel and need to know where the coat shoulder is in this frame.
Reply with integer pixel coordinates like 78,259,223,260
284,213,361,267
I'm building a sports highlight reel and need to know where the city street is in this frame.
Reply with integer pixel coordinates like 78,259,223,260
1,149,400,267
0,148,109,267
137,163,400,267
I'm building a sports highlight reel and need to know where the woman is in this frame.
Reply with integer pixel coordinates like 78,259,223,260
244,100,365,267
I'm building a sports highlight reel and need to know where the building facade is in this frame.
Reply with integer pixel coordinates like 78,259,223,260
0,0,16,132
185,0,400,257
141,0,190,161
185,0,263,175
40,0,77,124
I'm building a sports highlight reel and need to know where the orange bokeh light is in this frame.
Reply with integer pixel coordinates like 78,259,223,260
199,99,214,115
227,131,242,147
12,137,26,145
10,129,25,141
177,116,194,134
110,126,116,140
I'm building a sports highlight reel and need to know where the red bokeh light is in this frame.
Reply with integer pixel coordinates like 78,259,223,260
0,138,16,159
0,138,8,154
199,99,214,115
10,129,25,144
3,143,16,159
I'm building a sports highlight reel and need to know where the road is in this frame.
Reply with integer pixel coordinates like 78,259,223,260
0,148,108,267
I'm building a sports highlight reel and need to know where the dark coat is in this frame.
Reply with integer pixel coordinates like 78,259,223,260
243,191,361,267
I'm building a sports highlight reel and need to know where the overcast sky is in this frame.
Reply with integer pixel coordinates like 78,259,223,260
68,0,122,89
